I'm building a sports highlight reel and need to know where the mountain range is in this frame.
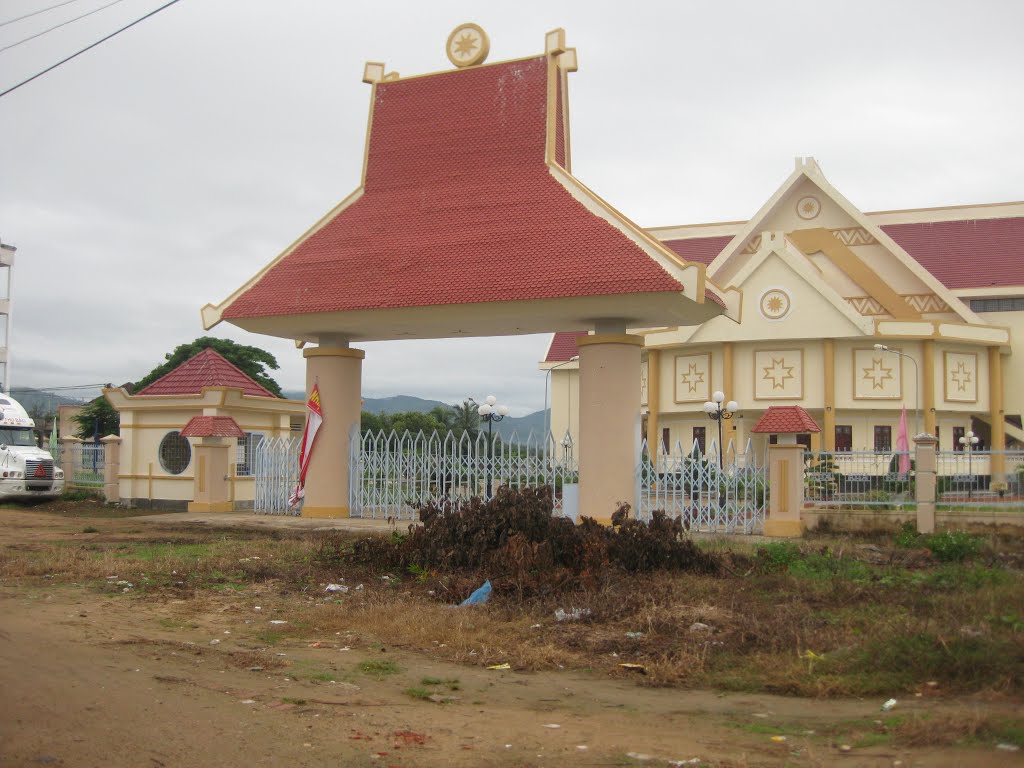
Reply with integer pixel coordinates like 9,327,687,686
283,391,549,439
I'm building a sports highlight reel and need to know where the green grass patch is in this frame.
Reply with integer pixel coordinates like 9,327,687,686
358,659,399,678
404,687,432,701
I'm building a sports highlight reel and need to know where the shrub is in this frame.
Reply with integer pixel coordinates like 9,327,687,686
924,530,983,563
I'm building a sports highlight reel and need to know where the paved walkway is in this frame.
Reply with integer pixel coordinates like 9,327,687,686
124,510,407,533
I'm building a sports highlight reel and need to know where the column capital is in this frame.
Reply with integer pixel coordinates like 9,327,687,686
577,333,644,348
303,347,366,360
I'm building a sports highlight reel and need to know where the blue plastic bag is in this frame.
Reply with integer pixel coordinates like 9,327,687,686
459,580,492,606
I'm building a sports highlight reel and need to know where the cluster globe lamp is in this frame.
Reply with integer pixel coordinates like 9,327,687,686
702,391,739,470
959,429,980,499
478,395,510,497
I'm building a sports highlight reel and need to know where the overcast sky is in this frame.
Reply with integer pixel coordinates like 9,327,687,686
2,0,1022,415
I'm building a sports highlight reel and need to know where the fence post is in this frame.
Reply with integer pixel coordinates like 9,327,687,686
101,435,121,504
913,433,939,534
58,436,82,481
764,442,805,537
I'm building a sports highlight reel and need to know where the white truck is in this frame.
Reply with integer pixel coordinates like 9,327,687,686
0,394,65,500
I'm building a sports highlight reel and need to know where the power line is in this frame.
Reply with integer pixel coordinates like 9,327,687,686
0,0,84,29
0,0,184,100
0,0,129,55
9,384,110,392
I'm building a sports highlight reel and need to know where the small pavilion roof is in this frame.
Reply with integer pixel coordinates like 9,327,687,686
751,406,821,434
135,348,277,398
179,416,246,439
204,33,731,342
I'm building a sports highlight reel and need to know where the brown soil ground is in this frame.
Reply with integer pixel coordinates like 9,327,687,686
0,506,1021,768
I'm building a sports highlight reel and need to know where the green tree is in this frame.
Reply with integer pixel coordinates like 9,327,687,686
449,399,480,440
74,397,120,439
134,337,283,397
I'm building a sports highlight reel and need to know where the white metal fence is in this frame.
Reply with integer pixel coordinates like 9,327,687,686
63,442,105,488
803,450,914,508
253,436,301,515
636,439,768,533
348,429,577,520
936,450,1024,508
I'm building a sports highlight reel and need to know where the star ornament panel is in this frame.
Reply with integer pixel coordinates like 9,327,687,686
754,350,803,400
674,353,710,403
944,351,978,403
853,348,902,400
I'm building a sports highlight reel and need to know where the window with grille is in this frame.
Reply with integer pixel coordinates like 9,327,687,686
874,425,892,453
692,426,706,454
235,432,265,477
158,431,191,475
969,297,1024,313
835,425,853,452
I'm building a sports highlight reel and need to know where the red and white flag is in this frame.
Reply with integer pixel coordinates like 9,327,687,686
896,404,911,475
289,384,324,507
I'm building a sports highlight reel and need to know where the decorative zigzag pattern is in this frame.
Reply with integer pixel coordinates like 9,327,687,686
846,294,950,316
740,234,762,255
831,227,877,246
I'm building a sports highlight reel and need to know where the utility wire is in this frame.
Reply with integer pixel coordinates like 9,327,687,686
0,0,84,29
10,384,110,392
0,0,128,55
0,0,183,100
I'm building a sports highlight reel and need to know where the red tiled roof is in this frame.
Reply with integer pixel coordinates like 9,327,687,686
663,235,732,266
751,406,821,434
544,331,586,362
179,416,245,439
135,348,276,398
223,57,686,321
881,217,1024,289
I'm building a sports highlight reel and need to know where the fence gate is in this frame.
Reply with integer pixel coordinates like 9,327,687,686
636,439,768,533
253,436,300,515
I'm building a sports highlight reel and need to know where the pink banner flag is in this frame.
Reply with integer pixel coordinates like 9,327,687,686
289,384,323,507
896,405,911,475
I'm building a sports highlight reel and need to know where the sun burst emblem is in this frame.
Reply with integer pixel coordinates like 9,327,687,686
446,23,490,68
759,289,792,320
796,195,821,220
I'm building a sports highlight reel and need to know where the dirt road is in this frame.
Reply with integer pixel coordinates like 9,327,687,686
0,508,1020,767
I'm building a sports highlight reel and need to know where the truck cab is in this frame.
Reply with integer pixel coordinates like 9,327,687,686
0,394,65,500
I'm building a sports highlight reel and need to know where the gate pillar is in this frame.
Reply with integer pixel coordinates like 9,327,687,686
301,342,364,518
577,333,643,524
764,441,805,537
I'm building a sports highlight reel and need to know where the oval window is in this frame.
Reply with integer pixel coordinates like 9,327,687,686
158,431,191,475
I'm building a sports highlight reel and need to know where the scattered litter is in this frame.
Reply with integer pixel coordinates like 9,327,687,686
504,745,512,749
248,666,263,672
338,646,351,652
269,620,287,625
770,735,787,743
223,630,230,635
459,580,492,606
626,753,652,761
275,653,287,656
115,580,133,587
689,622,711,633
427,693,458,704
239,699,256,705
576,745,588,751
625,632,644,639
209,639,220,645
486,663,511,670
554,607,591,622
996,743,1020,752
122,587,131,593
530,624,542,629
325,584,348,593
354,584,364,591
669,760,702,766
542,724,561,729
254,606,262,611
838,744,852,752
753,713,769,718
881,698,898,711
308,642,322,648
618,663,647,674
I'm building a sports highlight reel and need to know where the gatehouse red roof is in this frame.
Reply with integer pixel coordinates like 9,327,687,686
180,416,246,439
221,56,691,322
544,331,586,362
135,348,276,398
751,406,821,434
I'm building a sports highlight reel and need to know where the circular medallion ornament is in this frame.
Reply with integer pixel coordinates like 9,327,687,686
446,23,490,68
796,195,821,220
759,288,792,321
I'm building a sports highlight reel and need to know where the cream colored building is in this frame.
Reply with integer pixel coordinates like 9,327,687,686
545,158,1023,484
104,349,303,509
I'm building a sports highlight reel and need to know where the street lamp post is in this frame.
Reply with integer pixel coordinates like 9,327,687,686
702,391,739,470
959,429,979,499
873,344,920,438
478,395,510,498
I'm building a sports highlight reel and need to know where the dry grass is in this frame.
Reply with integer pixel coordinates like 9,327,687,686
3,509,1024,701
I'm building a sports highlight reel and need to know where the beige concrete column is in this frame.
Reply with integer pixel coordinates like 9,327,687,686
577,333,643,525
302,344,364,518
823,339,836,451
188,438,232,513
764,442,805,537
914,433,939,534
100,435,121,504
58,436,81,478
922,339,936,437
989,347,1006,486
646,349,660,457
